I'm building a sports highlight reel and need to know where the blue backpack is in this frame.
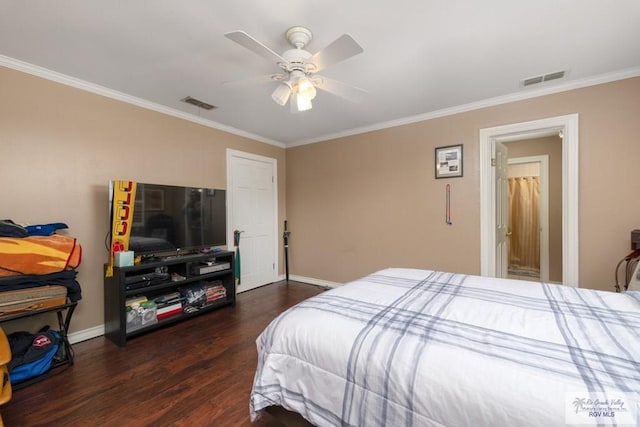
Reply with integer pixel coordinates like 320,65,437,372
7,329,60,385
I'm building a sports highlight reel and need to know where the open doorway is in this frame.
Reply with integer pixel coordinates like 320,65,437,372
505,142,559,283
507,158,544,281
479,114,579,287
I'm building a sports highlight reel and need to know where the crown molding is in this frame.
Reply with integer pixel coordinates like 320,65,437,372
288,66,640,147
3,54,638,150
0,55,286,149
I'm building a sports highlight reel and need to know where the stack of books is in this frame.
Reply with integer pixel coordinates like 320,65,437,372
205,282,227,304
154,292,183,320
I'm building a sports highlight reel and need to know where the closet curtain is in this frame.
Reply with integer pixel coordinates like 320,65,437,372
508,176,540,273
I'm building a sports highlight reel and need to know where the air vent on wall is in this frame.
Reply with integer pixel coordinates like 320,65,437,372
521,70,566,87
181,96,217,110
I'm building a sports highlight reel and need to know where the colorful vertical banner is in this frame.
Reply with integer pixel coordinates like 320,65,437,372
105,180,137,277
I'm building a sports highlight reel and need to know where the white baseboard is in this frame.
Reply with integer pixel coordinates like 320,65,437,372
289,275,341,289
68,324,104,344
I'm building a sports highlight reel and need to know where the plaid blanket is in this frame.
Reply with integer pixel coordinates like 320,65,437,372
250,268,640,426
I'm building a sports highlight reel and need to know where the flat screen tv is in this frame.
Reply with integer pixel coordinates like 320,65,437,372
109,181,227,256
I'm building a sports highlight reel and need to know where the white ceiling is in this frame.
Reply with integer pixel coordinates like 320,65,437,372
1,1,639,147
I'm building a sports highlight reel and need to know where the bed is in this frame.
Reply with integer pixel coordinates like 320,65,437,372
250,268,640,426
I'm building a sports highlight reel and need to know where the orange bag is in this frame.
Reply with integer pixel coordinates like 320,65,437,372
0,235,82,276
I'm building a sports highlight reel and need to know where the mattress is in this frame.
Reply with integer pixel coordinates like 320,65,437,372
250,268,640,426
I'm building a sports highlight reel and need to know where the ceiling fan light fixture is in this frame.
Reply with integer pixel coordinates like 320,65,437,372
226,27,365,113
296,95,312,112
297,77,317,101
272,82,292,106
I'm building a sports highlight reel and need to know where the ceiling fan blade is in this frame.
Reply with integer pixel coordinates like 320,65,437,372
313,76,367,104
225,30,287,65
311,34,363,72
222,73,286,87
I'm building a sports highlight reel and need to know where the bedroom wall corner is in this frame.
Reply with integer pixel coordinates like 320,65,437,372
0,65,286,335
285,77,640,292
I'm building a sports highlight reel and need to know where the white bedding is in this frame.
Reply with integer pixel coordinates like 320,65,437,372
250,268,640,426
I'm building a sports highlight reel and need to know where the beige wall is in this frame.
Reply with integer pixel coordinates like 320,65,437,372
286,77,640,292
505,136,562,282
0,66,285,334
3,65,640,337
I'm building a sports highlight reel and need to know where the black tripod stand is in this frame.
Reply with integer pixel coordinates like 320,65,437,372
283,220,291,282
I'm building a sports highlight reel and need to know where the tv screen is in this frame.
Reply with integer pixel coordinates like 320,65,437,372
110,181,227,255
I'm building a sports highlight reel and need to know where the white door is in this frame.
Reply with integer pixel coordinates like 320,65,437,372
495,140,509,278
227,150,278,292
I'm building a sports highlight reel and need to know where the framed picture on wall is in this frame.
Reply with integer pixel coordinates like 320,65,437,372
435,144,463,179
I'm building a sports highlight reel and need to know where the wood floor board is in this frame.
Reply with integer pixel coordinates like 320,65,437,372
1,281,325,426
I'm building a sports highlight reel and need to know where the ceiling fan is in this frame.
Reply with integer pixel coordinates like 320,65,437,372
224,26,366,112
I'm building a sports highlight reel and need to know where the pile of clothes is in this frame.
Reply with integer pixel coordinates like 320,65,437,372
0,220,82,302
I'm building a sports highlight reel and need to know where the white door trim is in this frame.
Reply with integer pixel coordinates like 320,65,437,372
480,114,579,286
508,155,550,282
226,149,279,286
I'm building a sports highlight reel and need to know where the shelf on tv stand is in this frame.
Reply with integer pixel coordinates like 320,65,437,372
104,250,235,347
125,297,232,337
124,268,232,297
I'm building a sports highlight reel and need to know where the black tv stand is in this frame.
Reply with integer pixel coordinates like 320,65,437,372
103,250,235,347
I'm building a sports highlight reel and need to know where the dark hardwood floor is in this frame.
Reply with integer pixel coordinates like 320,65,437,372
2,281,325,427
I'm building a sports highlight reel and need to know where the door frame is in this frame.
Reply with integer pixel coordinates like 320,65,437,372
226,149,279,288
479,114,579,286
507,155,550,282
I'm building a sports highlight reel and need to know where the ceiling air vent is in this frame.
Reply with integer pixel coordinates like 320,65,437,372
521,70,566,87
522,76,544,86
543,70,565,82
181,96,217,110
